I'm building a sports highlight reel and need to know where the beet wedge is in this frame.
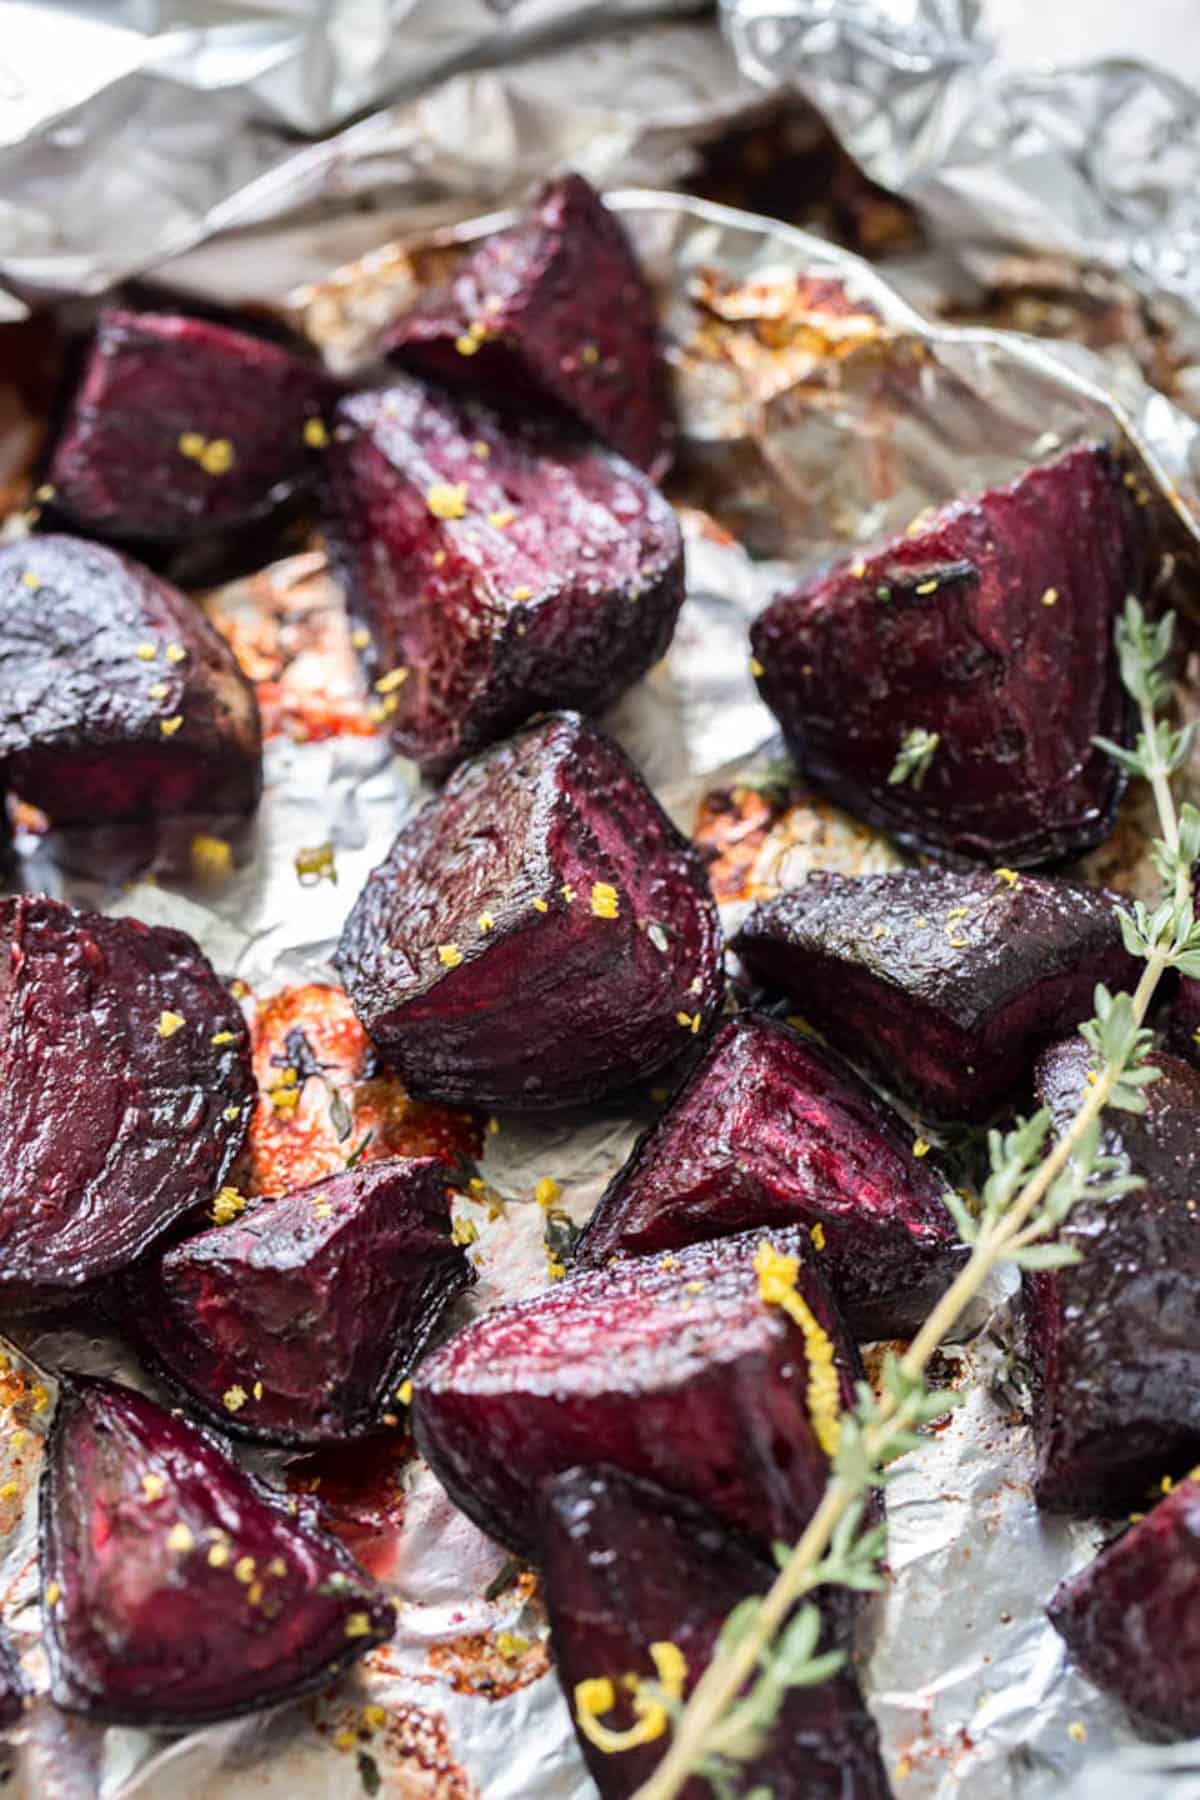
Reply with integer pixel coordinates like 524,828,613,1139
412,1226,861,1561
542,1466,890,1800
336,712,723,1111
41,1376,394,1727
0,1631,23,1729
734,869,1138,1121
322,377,683,775
751,444,1146,865
1048,1478,1200,1735
575,1012,963,1339
384,173,673,476
0,535,261,824
122,1157,475,1447
0,895,252,1310
1026,1039,1200,1512
43,309,333,551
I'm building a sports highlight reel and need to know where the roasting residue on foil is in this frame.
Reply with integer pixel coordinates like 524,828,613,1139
3,190,1200,1800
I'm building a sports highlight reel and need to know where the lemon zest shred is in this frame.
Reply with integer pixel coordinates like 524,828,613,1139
753,1240,841,1456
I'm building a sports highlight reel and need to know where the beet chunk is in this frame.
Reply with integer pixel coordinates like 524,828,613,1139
323,378,683,776
734,869,1137,1121
0,1631,23,1729
336,713,723,1111
122,1157,474,1447
542,1466,890,1800
0,895,252,1309
1026,1039,1200,1512
41,1376,394,1727
384,174,672,476
412,1226,861,1560
751,444,1146,865
43,309,333,550
0,535,261,823
1048,1478,1200,1734
1166,976,1200,1065
575,1012,962,1339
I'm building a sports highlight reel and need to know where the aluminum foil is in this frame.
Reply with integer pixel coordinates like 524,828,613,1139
3,188,1200,1800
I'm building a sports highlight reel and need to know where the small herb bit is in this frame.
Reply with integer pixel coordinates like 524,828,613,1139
888,726,940,790
157,1010,185,1039
357,1750,383,1796
329,1088,353,1143
345,1130,374,1169
437,943,464,969
426,482,468,520
591,882,620,920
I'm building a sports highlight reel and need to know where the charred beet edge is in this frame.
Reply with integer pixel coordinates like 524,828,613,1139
412,1225,862,1561
0,1630,23,1729
0,535,262,824
0,895,252,1310
322,377,684,775
42,309,334,550
336,712,724,1111
1026,1039,1200,1512
40,1376,394,1727
751,444,1146,865
122,1157,475,1447
734,869,1139,1121
542,1466,891,1800
1048,1478,1200,1735
384,173,673,477
575,1013,963,1339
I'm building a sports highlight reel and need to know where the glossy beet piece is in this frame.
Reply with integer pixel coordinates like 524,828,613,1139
542,1466,890,1800
0,895,252,1309
1048,1478,1200,1734
336,712,723,1111
1166,976,1200,1066
576,1013,962,1339
323,378,683,775
1026,1039,1200,1512
413,1225,861,1560
123,1158,474,1447
44,309,333,549
751,444,1146,865
735,869,1137,1121
0,1631,23,1730
0,535,261,823
385,174,672,476
41,1377,394,1727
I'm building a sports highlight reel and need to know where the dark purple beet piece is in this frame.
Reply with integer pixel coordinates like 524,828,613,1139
541,1466,890,1800
323,378,683,776
575,1012,963,1339
0,895,252,1309
1166,976,1200,1065
751,444,1146,865
385,174,672,476
1026,1038,1200,1512
336,712,723,1111
43,309,333,549
41,1376,394,1727
122,1157,474,1447
734,869,1138,1121
0,1631,23,1730
1048,1478,1200,1734
0,535,261,823
412,1225,861,1560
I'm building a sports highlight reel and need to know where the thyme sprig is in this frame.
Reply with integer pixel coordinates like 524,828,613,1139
887,726,940,790
625,596,1194,1800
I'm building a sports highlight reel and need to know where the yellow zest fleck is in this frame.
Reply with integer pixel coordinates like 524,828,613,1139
512,585,533,602
268,1556,288,1577
0,1483,18,1502
913,1138,931,1158
1162,1474,1176,1494
303,417,329,449
160,715,183,738
535,1176,560,1210
294,843,337,884
426,482,468,520
478,910,495,934
1067,1721,1087,1744
581,344,600,366
397,1379,414,1406
754,1240,841,1456
574,1642,687,1755
496,1631,532,1659
165,643,187,663
313,1201,333,1221
211,1029,236,1046
178,432,205,459
561,884,576,904
660,1255,677,1270
234,1556,256,1585
351,626,371,650
455,333,482,356
487,1115,500,1136
253,1381,263,1401
488,508,514,528
45,1580,61,1605
810,1222,827,1251
749,656,764,678
34,484,54,502
995,867,1021,887
1085,1069,1098,1087
914,916,930,929
437,943,464,969
208,1542,230,1568
915,579,939,596
431,549,447,568
532,896,550,914
345,1612,373,1638
222,1105,241,1123
135,642,157,661
363,1704,389,1730
591,882,619,920
30,1385,48,1414
333,1729,358,1751
147,681,170,700
248,1581,263,1605
168,1523,194,1553
9,1431,24,1450
269,1084,300,1115
895,1757,914,1782
223,1386,248,1413
452,1217,479,1247
375,667,408,694
158,1010,185,1039
684,1279,705,1295
141,1473,167,1502
1041,587,1059,607
199,438,235,476
947,906,969,920
190,833,232,881
21,570,40,591
470,439,490,459
546,1259,566,1281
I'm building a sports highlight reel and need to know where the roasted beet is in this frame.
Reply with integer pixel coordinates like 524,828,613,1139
575,1012,962,1339
0,1631,23,1729
412,1226,861,1560
0,535,261,823
1048,1478,1200,1734
41,1376,394,1727
1026,1038,1200,1512
336,712,723,1111
0,895,252,1309
322,378,683,775
1166,976,1200,1066
385,173,672,476
751,444,1146,864
542,1466,890,1800
123,1157,474,1447
734,869,1138,1120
